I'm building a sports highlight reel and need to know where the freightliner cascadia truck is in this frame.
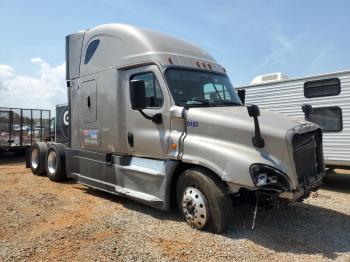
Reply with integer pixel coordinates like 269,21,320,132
27,24,325,233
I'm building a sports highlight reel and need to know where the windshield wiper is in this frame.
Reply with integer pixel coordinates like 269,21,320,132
179,99,217,106
221,101,242,106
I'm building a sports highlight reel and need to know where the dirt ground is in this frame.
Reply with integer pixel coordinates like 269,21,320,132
0,154,349,262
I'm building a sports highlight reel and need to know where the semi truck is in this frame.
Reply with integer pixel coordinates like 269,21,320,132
238,70,350,171
27,24,325,233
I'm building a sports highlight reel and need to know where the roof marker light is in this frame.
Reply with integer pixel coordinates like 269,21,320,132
168,57,173,65
202,62,207,69
196,61,201,68
207,63,212,70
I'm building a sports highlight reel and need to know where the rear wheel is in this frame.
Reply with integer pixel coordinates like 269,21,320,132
30,142,48,175
176,168,233,233
45,143,67,182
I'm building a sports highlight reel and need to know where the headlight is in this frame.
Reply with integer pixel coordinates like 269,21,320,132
250,164,291,191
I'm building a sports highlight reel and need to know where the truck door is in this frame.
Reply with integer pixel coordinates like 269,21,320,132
125,65,171,159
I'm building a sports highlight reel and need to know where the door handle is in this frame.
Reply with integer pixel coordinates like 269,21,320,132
105,153,112,166
87,96,91,107
128,132,134,147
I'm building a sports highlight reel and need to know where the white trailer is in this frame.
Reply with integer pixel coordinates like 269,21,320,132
238,70,350,169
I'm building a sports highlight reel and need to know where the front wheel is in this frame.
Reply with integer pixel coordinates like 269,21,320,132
176,168,233,233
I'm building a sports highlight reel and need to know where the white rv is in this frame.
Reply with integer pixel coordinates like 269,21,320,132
238,70,350,169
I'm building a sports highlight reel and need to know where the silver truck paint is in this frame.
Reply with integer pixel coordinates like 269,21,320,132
29,24,325,232
63,23,325,207
182,107,318,190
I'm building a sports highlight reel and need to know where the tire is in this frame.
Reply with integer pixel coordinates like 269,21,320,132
29,142,48,175
176,168,233,233
45,143,67,182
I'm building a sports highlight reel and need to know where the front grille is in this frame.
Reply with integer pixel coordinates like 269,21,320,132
292,130,324,182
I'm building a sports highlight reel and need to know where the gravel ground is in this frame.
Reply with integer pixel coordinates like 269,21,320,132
0,155,349,262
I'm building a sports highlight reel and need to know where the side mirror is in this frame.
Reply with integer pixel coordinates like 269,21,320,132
130,80,147,110
237,89,246,105
247,104,260,117
247,104,264,148
302,104,313,120
302,104,313,114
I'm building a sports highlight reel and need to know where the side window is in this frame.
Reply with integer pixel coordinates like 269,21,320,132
84,39,100,64
304,78,340,98
306,106,342,132
130,72,164,108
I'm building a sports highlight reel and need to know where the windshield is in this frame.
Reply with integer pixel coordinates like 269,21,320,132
165,68,242,107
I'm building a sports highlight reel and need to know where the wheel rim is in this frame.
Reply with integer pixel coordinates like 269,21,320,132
182,187,208,229
47,151,57,174
31,148,39,169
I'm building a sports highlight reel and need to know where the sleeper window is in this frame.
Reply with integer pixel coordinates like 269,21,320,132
130,72,164,108
304,78,340,98
84,39,100,64
306,106,342,132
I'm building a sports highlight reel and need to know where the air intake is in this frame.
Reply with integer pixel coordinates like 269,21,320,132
251,72,289,85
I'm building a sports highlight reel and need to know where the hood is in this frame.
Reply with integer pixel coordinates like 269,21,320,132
183,106,318,182
185,106,313,139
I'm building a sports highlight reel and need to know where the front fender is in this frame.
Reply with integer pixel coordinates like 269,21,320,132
182,134,293,189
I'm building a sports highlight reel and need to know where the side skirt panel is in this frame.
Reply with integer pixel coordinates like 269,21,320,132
65,148,178,210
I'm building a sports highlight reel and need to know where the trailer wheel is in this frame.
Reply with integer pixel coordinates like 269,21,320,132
45,143,67,182
30,142,48,175
176,168,233,233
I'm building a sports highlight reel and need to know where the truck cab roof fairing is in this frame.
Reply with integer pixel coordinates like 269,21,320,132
66,23,225,80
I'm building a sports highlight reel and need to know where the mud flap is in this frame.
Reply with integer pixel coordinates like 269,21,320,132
25,147,31,168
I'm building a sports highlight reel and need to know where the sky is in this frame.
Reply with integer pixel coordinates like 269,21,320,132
0,0,349,112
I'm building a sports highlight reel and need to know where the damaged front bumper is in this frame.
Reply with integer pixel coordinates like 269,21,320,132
248,163,325,202
279,172,324,202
